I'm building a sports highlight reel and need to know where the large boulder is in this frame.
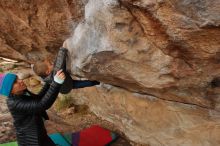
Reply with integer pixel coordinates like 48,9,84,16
64,0,220,145
66,0,220,108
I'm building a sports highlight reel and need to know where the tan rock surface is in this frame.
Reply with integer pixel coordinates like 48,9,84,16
0,0,87,61
64,0,220,145
69,86,220,146
65,0,220,109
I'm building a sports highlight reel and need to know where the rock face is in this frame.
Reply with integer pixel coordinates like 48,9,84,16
64,0,220,145
0,0,87,61
1,0,220,145
65,0,220,109
0,96,16,143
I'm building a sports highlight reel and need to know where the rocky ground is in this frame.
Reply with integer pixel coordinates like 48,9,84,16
0,59,145,146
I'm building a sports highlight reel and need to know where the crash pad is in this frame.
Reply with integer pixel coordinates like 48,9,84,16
72,125,118,146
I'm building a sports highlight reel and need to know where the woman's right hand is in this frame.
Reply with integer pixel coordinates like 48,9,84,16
54,69,66,84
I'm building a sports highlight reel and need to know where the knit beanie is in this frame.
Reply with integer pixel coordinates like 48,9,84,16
0,73,17,97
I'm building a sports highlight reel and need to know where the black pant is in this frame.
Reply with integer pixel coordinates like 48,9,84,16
42,135,56,146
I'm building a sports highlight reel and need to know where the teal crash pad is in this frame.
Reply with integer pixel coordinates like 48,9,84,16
49,133,70,146
0,133,70,146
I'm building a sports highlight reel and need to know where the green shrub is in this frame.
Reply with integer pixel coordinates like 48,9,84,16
55,94,73,111
12,64,18,69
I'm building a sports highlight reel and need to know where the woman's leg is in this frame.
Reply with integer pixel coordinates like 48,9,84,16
42,135,56,146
